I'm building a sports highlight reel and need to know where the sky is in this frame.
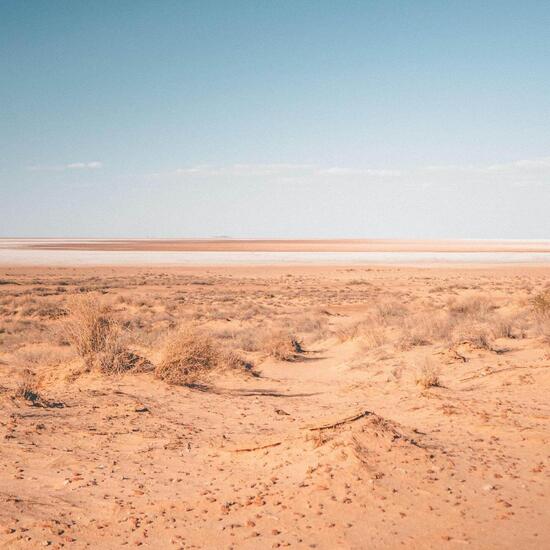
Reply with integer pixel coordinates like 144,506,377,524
1,0,550,239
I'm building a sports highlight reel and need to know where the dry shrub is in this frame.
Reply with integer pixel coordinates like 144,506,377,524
491,318,512,339
360,326,386,349
221,350,255,374
376,301,408,324
449,295,493,318
65,294,144,374
396,329,430,351
395,312,445,350
453,325,493,350
491,314,524,339
290,313,329,343
292,314,325,334
65,294,114,358
156,327,254,385
233,328,263,352
417,311,456,342
94,330,150,374
13,370,41,404
415,358,440,389
336,317,385,346
529,291,550,343
335,323,360,342
532,291,550,320
265,331,303,361
156,328,220,385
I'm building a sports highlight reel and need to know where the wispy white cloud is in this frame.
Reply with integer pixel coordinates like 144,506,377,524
317,167,402,177
168,163,315,178
65,161,103,170
152,163,397,180
148,156,550,187
484,156,550,172
27,161,103,172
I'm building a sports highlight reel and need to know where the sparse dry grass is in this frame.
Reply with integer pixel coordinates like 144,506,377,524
2,267,549,390
336,317,385,346
448,295,494,318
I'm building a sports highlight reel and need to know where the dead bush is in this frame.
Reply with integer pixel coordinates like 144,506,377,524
94,330,151,374
265,331,303,361
448,295,494,319
532,291,550,320
360,326,387,349
233,328,263,352
290,313,329,343
396,329,430,351
491,314,522,339
155,328,220,385
65,294,114,357
336,317,385,347
453,325,493,350
65,294,143,374
13,370,41,404
221,350,256,374
376,301,408,324
415,358,440,389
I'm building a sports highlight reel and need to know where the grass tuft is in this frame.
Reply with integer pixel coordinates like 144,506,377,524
415,358,441,389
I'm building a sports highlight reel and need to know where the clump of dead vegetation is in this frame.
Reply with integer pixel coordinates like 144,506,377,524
336,319,388,355
452,324,494,350
264,330,304,361
65,294,149,374
531,291,550,320
155,327,254,386
11,370,63,408
415,357,441,389
531,291,550,343
156,328,219,385
13,370,42,404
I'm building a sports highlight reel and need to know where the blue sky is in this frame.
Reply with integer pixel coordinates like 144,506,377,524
1,1,550,238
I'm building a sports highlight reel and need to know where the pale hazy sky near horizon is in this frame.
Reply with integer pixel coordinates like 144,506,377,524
1,1,550,239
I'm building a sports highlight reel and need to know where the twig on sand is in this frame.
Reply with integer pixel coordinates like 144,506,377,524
461,364,548,382
229,440,283,453
305,409,373,431
228,409,373,452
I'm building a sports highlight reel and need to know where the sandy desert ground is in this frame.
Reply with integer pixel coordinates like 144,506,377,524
1,263,549,549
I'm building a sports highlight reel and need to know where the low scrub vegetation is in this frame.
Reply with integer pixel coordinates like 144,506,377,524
415,358,441,389
156,327,254,386
65,294,147,374
13,370,42,404
264,331,303,361
156,328,220,385
532,291,550,320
